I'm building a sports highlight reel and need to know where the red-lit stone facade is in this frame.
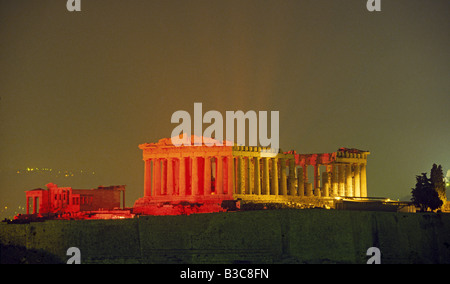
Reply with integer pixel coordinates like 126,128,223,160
133,136,235,215
25,183,125,216
290,147,369,198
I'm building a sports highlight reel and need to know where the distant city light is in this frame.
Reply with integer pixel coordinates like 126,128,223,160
14,167,97,178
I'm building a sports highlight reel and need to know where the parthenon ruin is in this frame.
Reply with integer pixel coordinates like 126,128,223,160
133,135,370,214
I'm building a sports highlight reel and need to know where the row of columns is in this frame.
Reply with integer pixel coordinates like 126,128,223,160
144,156,234,197
233,157,367,198
26,196,39,214
234,156,297,196
144,155,368,199
302,163,367,198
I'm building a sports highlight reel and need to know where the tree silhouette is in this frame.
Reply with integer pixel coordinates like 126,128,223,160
430,164,446,203
411,172,443,212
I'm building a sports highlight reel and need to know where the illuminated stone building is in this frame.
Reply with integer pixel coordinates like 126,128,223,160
25,183,126,215
18,136,371,219
133,135,370,214
133,136,235,214
292,148,369,198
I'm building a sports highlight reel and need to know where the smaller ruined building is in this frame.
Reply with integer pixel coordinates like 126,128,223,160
25,183,126,216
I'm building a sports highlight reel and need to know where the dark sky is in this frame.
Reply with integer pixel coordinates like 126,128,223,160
0,0,449,216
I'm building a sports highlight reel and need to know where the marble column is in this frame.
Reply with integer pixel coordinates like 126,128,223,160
314,164,320,191
204,157,211,195
248,156,254,195
331,164,338,197
354,163,361,197
161,159,167,195
322,172,329,197
192,157,199,196
280,158,287,196
263,157,270,195
254,157,261,195
167,158,174,196
235,156,240,194
345,163,353,197
122,190,125,209
174,159,179,195
338,164,345,196
306,183,313,197
288,159,296,196
154,158,161,196
227,156,233,195
238,156,245,194
144,159,152,197
360,164,367,197
297,167,304,197
179,157,186,196
68,189,72,206
271,158,279,195
216,156,223,195
33,197,37,214
314,184,321,197
302,165,308,184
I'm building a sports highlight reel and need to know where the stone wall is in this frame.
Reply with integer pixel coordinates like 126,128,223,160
1,210,450,264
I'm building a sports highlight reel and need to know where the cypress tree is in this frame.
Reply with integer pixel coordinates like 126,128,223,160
430,164,446,203
411,172,443,212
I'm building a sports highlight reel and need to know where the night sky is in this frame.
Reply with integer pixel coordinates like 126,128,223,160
0,0,449,218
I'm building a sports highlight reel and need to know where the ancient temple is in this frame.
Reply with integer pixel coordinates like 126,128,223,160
291,148,369,198
133,135,370,214
15,136,371,220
